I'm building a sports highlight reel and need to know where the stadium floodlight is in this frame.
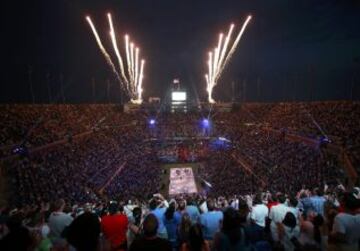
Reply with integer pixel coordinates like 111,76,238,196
202,118,210,128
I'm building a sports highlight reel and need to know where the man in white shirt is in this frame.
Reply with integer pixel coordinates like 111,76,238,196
269,194,290,242
250,193,269,228
48,199,73,239
230,196,239,210
247,193,269,244
331,193,360,251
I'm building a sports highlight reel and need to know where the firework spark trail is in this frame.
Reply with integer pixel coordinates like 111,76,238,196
220,15,252,76
205,74,210,96
205,74,209,88
125,35,132,89
124,37,144,103
206,16,251,103
206,26,234,103
107,13,128,86
215,24,234,82
86,16,121,82
208,52,213,87
207,52,215,103
86,14,145,103
124,35,145,103
135,47,139,93
213,33,223,77
137,59,145,101
212,48,218,82
130,58,144,104
130,43,135,85
205,75,211,101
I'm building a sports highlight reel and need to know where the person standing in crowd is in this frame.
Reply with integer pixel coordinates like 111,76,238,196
266,193,279,211
48,199,73,239
213,207,250,251
127,206,143,248
149,194,169,239
101,201,128,251
287,196,300,223
181,224,210,251
300,214,325,250
178,213,192,247
299,211,323,248
330,192,360,251
310,188,326,216
199,199,223,241
268,193,290,242
280,212,300,251
298,190,314,217
163,202,180,249
0,214,34,251
65,212,101,251
129,214,172,251
177,200,187,216
186,198,200,224
27,212,52,251
248,193,269,244
230,196,239,210
250,193,269,229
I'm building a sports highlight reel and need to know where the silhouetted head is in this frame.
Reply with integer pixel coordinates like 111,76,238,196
143,214,158,238
66,212,101,251
188,224,205,251
108,202,119,215
283,212,297,229
207,199,215,211
53,199,65,212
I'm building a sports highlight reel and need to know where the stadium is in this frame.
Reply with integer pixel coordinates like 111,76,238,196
1,1,360,251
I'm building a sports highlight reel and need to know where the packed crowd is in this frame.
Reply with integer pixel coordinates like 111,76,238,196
1,187,359,251
5,127,162,205
0,102,357,204
0,104,126,158
0,101,359,250
213,101,360,171
243,101,360,170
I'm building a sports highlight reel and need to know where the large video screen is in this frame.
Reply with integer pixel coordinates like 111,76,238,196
169,167,197,195
171,91,187,101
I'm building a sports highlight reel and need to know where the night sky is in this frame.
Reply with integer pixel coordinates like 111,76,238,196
1,0,360,103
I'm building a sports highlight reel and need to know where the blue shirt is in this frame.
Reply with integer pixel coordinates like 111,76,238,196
151,208,168,238
163,215,180,245
310,196,326,216
299,197,314,215
174,211,182,224
186,205,200,224
200,211,223,240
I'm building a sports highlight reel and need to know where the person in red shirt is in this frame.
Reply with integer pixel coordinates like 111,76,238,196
101,202,129,251
267,193,279,210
